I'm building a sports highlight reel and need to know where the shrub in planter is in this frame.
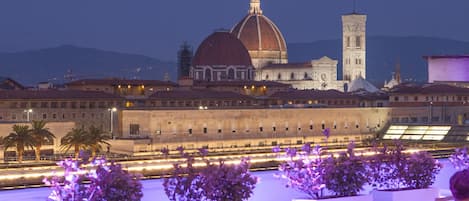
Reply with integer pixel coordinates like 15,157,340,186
403,151,441,189
43,154,143,201
163,147,257,201
275,142,369,200
368,141,442,201
322,142,368,197
368,141,441,191
449,146,469,170
274,143,326,199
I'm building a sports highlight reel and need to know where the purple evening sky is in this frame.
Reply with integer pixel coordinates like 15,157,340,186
0,0,467,61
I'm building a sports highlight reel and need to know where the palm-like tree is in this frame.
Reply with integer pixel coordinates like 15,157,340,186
61,127,87,159
85,126,111,158
3,125,35,163
30,120,55,161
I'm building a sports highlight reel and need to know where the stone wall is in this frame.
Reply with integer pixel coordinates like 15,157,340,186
121,107,391,151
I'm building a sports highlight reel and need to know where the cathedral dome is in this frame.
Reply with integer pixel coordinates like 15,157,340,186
231,0,288,68
192,30,252,66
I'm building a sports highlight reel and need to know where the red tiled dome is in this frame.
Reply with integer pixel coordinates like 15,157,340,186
192,31,252,66
231,14,287,52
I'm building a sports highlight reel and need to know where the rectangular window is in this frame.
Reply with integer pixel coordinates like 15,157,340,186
203,127,207,134
130,124,140,136
356,36,361,48
346,36,350,47
259,127,263,132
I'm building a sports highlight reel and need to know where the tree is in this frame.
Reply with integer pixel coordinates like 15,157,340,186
85,126,110,158
61,128,87,159
30,120,55,161
2,125,35,163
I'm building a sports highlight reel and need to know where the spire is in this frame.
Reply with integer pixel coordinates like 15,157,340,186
249,0,262,14
395,59,401,83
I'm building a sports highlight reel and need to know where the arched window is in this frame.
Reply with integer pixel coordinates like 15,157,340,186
205,68,212,81
304,72,308,79
228,68,235,80
290,73,295,80
277,73,282,80
265,74,269,80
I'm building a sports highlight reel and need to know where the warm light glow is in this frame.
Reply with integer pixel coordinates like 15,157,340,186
244,85,248,89
127,85,131,89
118,85,121,88
141,85,145,89
383,125,451,141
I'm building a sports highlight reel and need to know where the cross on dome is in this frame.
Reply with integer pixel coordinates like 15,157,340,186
249,0,262,14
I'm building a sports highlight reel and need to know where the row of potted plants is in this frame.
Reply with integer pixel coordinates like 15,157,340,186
273,140,443,201
41,144,469,201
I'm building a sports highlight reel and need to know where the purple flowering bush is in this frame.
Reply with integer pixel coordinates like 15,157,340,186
322,142,368,197
449,146,469,170
274,143,326,199
43,155,143,201
163,147,257,201
368,141,441,190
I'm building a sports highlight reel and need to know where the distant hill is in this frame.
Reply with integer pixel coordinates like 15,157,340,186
288,36,469,86
0,45,176,86
1,36,468,87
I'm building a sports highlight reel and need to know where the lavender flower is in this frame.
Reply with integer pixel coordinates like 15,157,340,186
272,145,281,153
322,128,330,138
450,147,469,170
302,143,311,154
197,148,208,157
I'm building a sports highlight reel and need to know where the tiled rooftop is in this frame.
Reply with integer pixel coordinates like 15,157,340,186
66,79,177,87
0,89,122,100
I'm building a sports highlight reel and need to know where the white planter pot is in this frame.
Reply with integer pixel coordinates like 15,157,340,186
293,194,373,201
371,187,439,201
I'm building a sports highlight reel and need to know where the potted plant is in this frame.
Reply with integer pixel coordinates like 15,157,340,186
369,141,442,201
320,142,371,201
163,147,257,201
274,142,372,201
43,152,143,201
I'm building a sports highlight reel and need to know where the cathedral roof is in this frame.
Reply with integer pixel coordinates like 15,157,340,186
262,62,311,70
348,77,380,93
231,0,287,53
192,31,252,66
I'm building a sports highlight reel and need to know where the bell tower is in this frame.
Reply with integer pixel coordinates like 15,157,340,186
342,13,367,81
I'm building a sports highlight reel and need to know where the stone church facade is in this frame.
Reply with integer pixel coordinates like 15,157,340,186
190,0,369,92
